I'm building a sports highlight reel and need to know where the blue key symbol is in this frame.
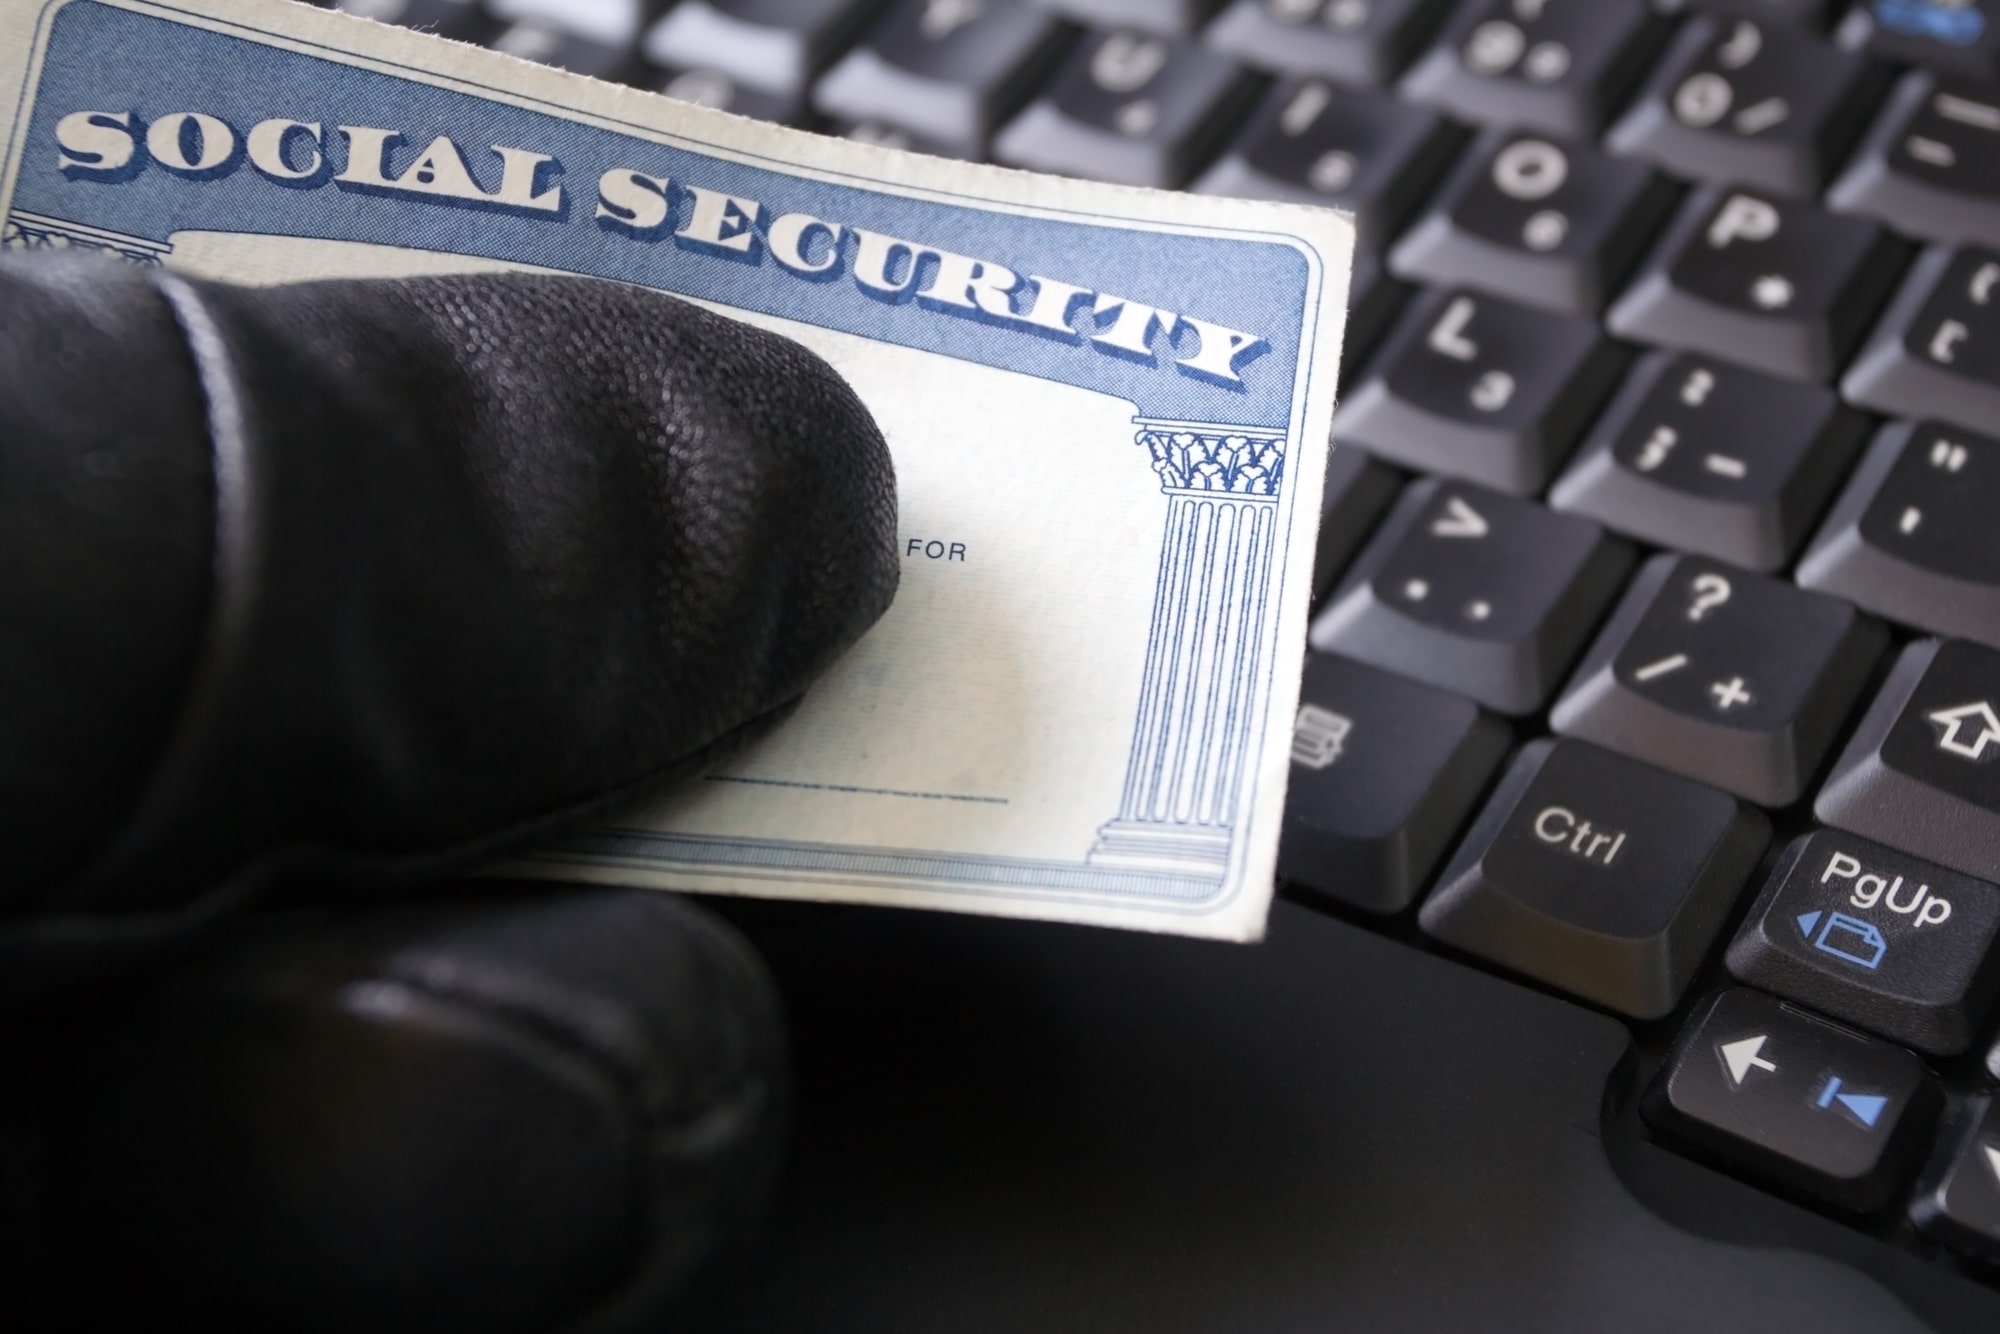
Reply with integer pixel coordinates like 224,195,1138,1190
1814,1075,1891,1130
1875,0,1988,48
1795,910,1888,970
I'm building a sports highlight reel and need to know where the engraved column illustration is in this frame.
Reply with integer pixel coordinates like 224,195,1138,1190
1090,422,1287,875
2,211,169,265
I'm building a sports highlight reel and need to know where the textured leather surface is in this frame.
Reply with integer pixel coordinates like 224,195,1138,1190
0,255,897,963
0,254,902,1327
9,886,789,1333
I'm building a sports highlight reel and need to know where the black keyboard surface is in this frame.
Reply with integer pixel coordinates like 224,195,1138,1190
333,0,2000,1298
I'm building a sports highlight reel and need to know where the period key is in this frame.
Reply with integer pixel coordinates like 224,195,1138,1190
1644,988,1940,1214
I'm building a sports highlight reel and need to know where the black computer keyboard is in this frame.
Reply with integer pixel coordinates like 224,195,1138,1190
327,0,2000,1287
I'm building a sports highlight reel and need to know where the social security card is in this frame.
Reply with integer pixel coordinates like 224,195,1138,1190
0,0,1356,940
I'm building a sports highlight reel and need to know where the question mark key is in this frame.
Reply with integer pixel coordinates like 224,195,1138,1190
1551,554,1887,805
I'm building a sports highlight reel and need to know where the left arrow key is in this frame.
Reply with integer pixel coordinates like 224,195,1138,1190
1717,1033,1778,1086
1644,989,1938,1214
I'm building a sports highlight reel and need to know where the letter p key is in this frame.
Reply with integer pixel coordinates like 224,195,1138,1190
1706,194,1780,250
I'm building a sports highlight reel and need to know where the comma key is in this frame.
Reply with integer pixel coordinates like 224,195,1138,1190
1727,832,2000,1055
1310,480,1633,715
1418,739,1770,1018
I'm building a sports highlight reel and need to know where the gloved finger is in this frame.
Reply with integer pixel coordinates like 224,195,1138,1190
0,255,898,987
3,885,786,1334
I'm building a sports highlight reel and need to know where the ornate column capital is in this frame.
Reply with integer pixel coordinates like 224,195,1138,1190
3,211,169,266
1134,420,1288,498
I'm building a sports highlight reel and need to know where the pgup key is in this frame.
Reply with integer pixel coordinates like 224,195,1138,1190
1332,286,1628,494
1727,832,2000,1055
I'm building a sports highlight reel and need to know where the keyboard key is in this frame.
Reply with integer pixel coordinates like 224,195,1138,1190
1727,832,2000,1055
1311,444,1400,595
1399,0,1665,139
1913,1096,2000,1264
1836,0,2000,79
1387,128,1676,315
335,0,495,38
486,0,652,46
813,0,1071,157
1418,739,1770,1017
1205,0,1459,86
1310,480,1634,714
1607,186,1908,382
644,0,890,99
1550,352,1871,572
829,118,968,153
651,64,812,121
1340,251,1410,383
1331,288,1629,493
1606,15,1887,197
1844,245,2000,435
490,19,637,79
1659,0,1837,27
1279,654,1510,914
1643,988,1940,1213
1829,71,2000,246
1032,0,1224,34
1797,421,2000,646
1193,79,1461,251
1551,555,1885,806
1817,638,2000,883
993,29,1259,186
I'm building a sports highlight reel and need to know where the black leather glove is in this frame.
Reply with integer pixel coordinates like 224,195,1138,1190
0,254,899,1331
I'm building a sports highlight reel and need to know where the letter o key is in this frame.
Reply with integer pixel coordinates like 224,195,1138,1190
1493,139,1567,202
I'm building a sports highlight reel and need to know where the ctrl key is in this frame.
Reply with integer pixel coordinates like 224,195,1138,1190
1642,989,1939,1214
